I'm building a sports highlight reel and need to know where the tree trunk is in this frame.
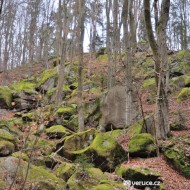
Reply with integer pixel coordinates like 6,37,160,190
77,0,85,132
144,0,170,139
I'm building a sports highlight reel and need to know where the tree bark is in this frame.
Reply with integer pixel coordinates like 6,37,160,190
144,0,170,139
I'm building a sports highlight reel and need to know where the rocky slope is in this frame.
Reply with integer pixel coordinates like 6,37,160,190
0,51,190,189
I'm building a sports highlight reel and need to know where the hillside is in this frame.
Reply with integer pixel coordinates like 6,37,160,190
0,50,190,190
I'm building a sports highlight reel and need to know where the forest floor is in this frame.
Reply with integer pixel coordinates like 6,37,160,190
0,58,190,190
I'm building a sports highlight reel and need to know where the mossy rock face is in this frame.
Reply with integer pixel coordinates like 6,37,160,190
36,68,57,88
0,157,65,189
0,119,21,135
54,162,75,181
163,135,190,179
64,130,126,171
56,105,77,117
128,133,156,157
46,125,70,138
0,86,12,108
12,151,29,161
0,140,15,156
11,81,37,94
84,98,101,128
142,78,156,89
26,136,55,156
0,129,15,141
177,87,190,101
67,167,108,190
90,130,126,170
64,129,96,157
115,165,160,189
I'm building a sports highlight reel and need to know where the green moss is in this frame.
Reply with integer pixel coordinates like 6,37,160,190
91,130,122,157
142,78,156,89
46,125,70,138
12,151,29,161
0,129,15,141
0,86,12,107
37,68,57,87
11,81,36,94
97,180,126,190
116,166,160,183
183,75,190,86
26,137,55,156
64,129,96,153
56,106,76,116
54,162,75,181
142,58,154,68
0,179,5,189
128,133,156,156
89,88,102,96
0,140,14,155
67,167,107,190
97,54,108,61
177,88,190,101
127,119,144,137
92,184,114,190
164,148,190,179
22,163,65,189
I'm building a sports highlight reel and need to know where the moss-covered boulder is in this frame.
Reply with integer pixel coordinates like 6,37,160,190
0,86,12,108
0,157,65,189
55,104,78,131
163,135,190,179
90,130,126,170
177,87,190,101
128,133,156,157
84,98,101,128
63,129,126,171
0,129,15,141
115,165,160,189
25,136,55,156
36,68,57,88
67,167,108,190
63,129,96,157
11,80,37,94
0,140,15,156
46,125,71,138
54,162,75,181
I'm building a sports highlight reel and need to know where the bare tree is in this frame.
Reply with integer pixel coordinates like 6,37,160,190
76,0,85,132
55,0,69,106
144,0,170,139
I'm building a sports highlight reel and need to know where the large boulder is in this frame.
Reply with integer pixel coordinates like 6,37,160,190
63,129,127,171
100,85,139,130
0,157,65,189
128,133,156,157
163,135,190,179
67,167,126,190
115,165,161,189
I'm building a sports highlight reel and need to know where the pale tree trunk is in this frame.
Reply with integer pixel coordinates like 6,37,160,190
55,0,69,107
122,0,133,126
144,0,170,139
76,0,85,132
106,0,113,89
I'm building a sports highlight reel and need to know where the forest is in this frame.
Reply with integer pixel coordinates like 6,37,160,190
0,0,190,189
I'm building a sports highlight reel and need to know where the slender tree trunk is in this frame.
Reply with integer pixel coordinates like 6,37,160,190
144,0,170,139
55,0,69,107
76,0,85,132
